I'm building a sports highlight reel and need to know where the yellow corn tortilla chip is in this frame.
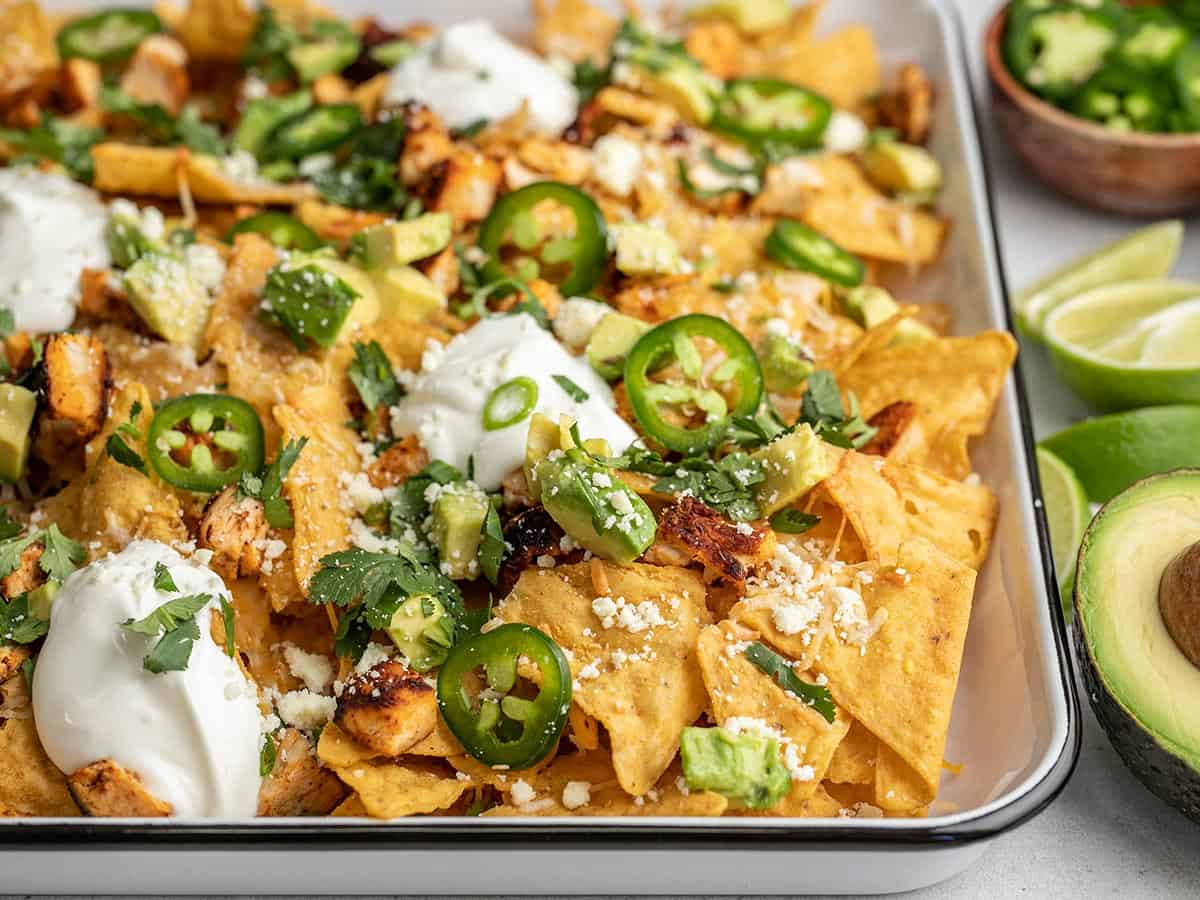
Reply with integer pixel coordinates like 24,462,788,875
92,144,316,205
827,719,878,785
811,539,975,813
330,793,368,817
0,0,58,102
320,720,462,768
0,701,79,817
819,451,998,570
696,621,850,807
331,759,470,819
171,0,256,60
772,26,881,111
838,331,1017,479
497,562,711,797
533,0,618,63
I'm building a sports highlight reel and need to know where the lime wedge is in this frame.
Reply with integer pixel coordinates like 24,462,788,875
1040,406,1200,504
1015,220,1183,339
1041,280,1200,411
1035,446,1091,609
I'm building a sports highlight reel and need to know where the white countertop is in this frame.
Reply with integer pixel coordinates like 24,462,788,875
913,2,1200,897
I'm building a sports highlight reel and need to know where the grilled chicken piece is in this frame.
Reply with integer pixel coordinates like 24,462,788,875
0,643,31,683
257,728,347,817
878,63,934,146
41,333,110,441
400,102,454,187
858,401,921,459
0,544,44,600
69,759,172,817
431,150,502,227
197,486,268,582
418,246,460,298
118,35,190,115
60,58,102,111
653,498,775,584
495,507,587,595
367,434,429,489
336,659,439,757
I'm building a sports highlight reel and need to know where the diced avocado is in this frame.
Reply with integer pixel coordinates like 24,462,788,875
860,138,943,197
524,413,561,501
27,580,60,623
753,424,834,516
371,265,447,321
759,332,814,394
386,594,454,672
620,56,720,125
688,0,790,33
680,726,791,810
309,257,382,334
535,449,656,564
431,483,490,580
286,25,361,84
610,223,684,277
369,40,415,68
123,252,214,350
360,214,453,268
106,219,161,269
233,91,313,158
840,286,936,345
0,384,37,484
586,313,652,381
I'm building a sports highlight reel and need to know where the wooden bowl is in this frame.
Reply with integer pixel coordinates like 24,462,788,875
985,4,1200,216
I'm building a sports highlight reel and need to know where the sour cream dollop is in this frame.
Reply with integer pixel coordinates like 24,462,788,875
0,167,111,333
384,20,578,135
33,541,261,818
391,314,637,490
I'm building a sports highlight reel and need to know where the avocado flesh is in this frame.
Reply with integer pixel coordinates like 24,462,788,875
0,384,36,484
1076,471,1200,821
431,486,489,581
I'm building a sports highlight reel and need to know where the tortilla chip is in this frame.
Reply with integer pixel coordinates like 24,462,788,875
319,719,462,767
330,758,469,819
0,0,58,103
696,621,850,806
838,331,1017,479
812,539,975,812
773,26,880,111
92,144,316,205
827,719,878,785
0,705,79,817
819,451,997,570
533,0,618,63
172,0,257,60
330,793,368,817
497,562,710,797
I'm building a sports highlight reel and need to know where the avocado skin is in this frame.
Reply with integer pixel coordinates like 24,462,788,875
1073,588,1200,824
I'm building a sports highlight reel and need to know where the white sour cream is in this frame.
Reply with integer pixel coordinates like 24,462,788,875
33,541,261,818
391,314,636,490
384,20,579,135
0,167,111,333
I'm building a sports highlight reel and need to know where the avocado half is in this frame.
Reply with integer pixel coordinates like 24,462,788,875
1074,469,1200,823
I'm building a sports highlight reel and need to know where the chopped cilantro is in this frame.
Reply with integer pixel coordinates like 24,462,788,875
743,642,836,723
121,594,211,674
218,595,236,659
20,654,35,689
0,594,47,644
260,732,278,776
452,118,489,140
0,507,23,541
605,446,766,522
101,88,225,154
313,119,408,211
348,341,402,412
38,525,85,582
0,114,103,182
769,509,821,534
105,402,146,474
240,438,308,529
153,561,178,593
573,58,611,105
552,374,589,403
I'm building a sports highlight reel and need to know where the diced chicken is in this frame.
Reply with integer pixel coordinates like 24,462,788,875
859,401,920,459
256,728,347,817
197,486,269,582
653,497,776,584
335,659,439,757
593,87,679,134
42,333,110,441
495,507,585,595
60,59,102,112
516,138,592,185
366,434,429,489
1,544,44,601
294,200,388,243
118,35,191,116
684,21,743,80
418,246,460,299
431,150,502,227
0,643,31,684
68,759,172,817
878,63,934,146
399,103,454,187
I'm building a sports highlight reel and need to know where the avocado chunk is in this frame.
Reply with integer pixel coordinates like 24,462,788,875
688,0,790,33
386,594,454,672
285,21,361,84
27,580,60,623
586,313,652,381
753,424,834,516
370,265,447,321
430,483,490,580
618,55,720,125
839,286,936,345
534,448,656,563
610,223,685,277
233,91,313,158
123,252,214,350
360,213,454,269
0,384,37,484
308,256,382,334
860,137,943,199
759,332,813,394
680,726,791,810
1075,470,1200,824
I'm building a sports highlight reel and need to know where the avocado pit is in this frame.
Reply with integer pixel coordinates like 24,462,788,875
1158,540,1200,670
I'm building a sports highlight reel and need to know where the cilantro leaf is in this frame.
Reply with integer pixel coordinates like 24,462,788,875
121,594,211,636
478,503,505,586
609,448,766,522
348,341,401,412
0,114,103,182
744,642,836,723
143,618,201,674
573,58,610,105
0,507,23,541
797,370,876,450
0,594,48,644
260,733,278,776
0,308,14,337
241,438,308,529
0,532,39,580
552,374,589,403
20,654,35,689
218,595,236,659
153,562,178,592
105,434,146,473
38,525,85,582
769,509,821,534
